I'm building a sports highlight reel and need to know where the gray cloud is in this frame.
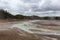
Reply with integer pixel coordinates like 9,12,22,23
0,0,60,16
21,0,41,3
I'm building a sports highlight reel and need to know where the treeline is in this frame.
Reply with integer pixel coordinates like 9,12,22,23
39,17,60,20
26,16,60,20
0,9,40,20
0,9,60,20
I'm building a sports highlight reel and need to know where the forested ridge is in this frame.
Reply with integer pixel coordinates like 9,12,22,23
0,9,60,20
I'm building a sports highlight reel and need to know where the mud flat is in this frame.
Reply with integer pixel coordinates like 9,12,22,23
0,20,60,40
11,20,60,40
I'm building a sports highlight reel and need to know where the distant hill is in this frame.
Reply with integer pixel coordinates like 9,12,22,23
0,9,60,20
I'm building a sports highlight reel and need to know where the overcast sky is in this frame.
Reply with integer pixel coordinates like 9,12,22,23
0,0,60,16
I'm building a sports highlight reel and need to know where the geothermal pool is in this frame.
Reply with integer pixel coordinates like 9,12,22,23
12,20,60,35
0,20,60,40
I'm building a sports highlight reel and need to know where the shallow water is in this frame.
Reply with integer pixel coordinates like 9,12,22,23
11,20,60,40
12,20,60,35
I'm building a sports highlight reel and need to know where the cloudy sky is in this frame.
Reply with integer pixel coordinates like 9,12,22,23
0,0,60,16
